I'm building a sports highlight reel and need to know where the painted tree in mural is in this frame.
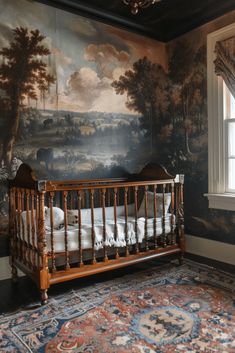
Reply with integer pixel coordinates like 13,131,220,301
0,27,55,166
112,57,169,134
168,41,207,157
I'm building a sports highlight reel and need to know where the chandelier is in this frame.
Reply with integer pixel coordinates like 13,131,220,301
123,0,161,15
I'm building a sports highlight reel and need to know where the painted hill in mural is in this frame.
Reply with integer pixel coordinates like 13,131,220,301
14,108,143,179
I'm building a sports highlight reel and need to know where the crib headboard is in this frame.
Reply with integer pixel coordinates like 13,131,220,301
8,163,38,189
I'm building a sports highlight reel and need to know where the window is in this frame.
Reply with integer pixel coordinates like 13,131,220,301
224,83,235,192
206,23,235,211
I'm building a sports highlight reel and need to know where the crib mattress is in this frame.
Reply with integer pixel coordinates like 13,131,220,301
45,214,174,253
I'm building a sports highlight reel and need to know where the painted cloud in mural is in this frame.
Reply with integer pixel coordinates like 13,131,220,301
67,67,111,110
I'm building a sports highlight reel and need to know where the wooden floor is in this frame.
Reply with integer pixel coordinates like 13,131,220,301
0,254,234,314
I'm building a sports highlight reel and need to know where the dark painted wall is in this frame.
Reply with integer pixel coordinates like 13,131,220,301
165,12,235,245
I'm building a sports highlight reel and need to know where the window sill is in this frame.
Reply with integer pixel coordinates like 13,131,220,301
204,193,235,211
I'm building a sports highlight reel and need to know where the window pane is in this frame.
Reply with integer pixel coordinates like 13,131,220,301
231,93,235,118
228,121,235,157
228,159,235,190
224,82,235,119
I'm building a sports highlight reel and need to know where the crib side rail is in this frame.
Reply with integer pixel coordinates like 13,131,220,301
43,178,173,192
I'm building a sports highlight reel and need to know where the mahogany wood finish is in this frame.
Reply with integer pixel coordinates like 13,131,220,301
8,163,185,304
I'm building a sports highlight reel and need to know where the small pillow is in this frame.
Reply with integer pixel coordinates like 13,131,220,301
138,192,171,218
45,207,64,229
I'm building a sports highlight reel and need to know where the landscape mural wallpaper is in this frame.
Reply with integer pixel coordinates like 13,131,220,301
0,0,168,249
0,0,235,257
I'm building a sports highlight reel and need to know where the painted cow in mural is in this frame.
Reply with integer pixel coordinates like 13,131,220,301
36,148,53,171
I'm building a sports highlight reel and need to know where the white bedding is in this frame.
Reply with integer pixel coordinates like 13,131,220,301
45,214,174,252
20,206,174,253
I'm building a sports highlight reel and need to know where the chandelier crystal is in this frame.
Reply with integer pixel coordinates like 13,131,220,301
123,0,161,15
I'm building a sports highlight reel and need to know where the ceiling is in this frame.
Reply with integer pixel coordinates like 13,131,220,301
37,0,235,42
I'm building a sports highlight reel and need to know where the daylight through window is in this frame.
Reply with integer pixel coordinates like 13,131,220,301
224,83,235,192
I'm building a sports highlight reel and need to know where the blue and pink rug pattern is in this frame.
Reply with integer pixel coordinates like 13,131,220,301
0,261,235,352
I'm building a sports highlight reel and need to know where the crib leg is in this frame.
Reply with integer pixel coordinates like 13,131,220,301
41,289,48,305
178,252,184,266
11,265,19,283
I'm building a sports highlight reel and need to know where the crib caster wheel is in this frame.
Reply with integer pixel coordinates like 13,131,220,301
41,289,48,305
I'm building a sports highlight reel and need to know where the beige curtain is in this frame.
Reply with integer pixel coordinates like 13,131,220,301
214,36,235,99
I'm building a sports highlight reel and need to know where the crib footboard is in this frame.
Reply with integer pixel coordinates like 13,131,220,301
9,163,185,304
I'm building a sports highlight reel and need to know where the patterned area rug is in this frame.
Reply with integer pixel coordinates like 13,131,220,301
0,260,235,353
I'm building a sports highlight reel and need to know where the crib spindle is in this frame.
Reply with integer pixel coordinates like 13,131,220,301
25,190,31,266
90,189,96,264
161,184,166,247
10,189,18,282
49,192,56,272
30,191,36,268
178,176,185,262
35,194,40,267
16,190,21,261
21,190,27,264
124,187,129,256
170,182,175,245
134,186,139,253
14,189,18,260
102,188,108,262
16,189,23,262
9,189,16,264
144,185,149,251
77,191,83,266
10,189,16,259
113,188,119,259
63,191,70,270
153,184,157,249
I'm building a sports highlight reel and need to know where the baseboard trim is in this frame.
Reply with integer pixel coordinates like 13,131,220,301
0,236,234,280
186,234,235,266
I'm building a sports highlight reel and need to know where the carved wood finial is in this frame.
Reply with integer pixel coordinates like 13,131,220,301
131,163,175,181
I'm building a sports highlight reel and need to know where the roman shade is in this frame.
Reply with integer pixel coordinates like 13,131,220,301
214,36,235,99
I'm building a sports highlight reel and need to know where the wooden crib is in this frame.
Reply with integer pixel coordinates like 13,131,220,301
8,163,185,304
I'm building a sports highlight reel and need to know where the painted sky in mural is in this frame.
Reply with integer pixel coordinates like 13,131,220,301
0,0,166,114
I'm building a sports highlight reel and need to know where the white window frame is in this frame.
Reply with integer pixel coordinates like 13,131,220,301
205,23,235,211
